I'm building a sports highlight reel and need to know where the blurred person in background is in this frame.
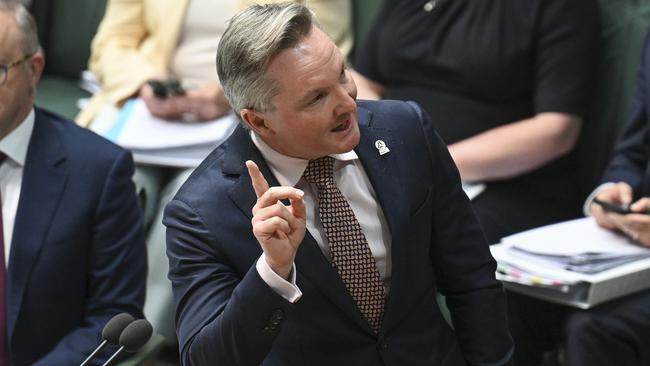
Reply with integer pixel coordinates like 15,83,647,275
0,1,145,364
510,30,650,366
352,0,600,244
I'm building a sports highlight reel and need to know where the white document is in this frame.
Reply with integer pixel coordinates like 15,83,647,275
502,217,649,257
491,218,650,308
102,99,238,150
90,98,238,167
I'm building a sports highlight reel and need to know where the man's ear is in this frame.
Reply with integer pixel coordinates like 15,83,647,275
29,52,45,87
240,108,274,137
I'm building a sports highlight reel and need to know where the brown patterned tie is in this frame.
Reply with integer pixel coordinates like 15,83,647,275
303,156,385,330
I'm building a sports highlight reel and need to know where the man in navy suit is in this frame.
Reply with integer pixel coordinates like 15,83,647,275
0,2,146,364
164,3,513,365
509,31,650,366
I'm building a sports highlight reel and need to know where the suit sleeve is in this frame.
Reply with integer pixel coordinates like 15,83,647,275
601,31,650,194
32,151,147,366
407,101,514,366
164,199,295,366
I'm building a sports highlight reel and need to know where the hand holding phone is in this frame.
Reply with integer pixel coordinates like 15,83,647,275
593,198,633,215
146,79,186,98
593,197,650,215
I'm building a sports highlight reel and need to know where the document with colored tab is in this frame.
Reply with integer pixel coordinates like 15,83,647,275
491,217,650,308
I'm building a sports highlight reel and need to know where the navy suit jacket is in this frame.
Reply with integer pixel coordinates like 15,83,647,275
602,32,650,194
164,100,513,366
7,108,146,365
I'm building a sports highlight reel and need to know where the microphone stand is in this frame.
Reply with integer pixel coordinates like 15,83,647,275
101,345,126,366
80,340,108,366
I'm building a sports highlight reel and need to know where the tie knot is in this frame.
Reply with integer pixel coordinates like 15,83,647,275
302,156,335,186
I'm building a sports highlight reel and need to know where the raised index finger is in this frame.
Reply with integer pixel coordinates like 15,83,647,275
246,160,270,198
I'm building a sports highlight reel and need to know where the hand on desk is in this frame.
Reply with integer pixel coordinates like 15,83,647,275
140,80,231,122
591,182,650,246
246,160,307,280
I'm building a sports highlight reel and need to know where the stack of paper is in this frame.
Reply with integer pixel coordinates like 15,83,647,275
91,98,238,168
491,218,650,308
501,219,650,274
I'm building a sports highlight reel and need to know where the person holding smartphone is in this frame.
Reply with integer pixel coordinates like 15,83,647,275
588,183,650,245
511,30,650,366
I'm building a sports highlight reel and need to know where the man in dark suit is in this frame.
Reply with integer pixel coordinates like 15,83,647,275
509,31,650,366
164,3,513,365
0,2,146,364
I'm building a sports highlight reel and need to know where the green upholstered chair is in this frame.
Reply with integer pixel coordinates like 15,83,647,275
577,0,650,196
30,0,107,120
351,0,381,63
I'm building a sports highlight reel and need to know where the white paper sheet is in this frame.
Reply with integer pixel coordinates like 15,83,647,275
103,98,239,150
501,217,650,256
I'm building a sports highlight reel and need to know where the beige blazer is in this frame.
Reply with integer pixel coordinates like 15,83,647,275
76,0,353,126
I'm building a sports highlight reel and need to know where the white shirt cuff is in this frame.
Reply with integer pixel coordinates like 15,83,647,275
583,182,616,216
256,255,303,303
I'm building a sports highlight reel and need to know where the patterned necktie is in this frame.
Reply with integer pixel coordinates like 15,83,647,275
303,156,385,330
0,153,8,364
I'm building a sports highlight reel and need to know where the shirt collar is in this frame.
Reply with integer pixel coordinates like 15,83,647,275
0,108,35,167
250,131,358,187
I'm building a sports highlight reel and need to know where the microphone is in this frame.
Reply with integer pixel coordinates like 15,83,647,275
80,313,135,366
102,319,153,366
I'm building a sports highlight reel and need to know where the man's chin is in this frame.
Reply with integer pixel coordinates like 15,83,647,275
338,123,361,152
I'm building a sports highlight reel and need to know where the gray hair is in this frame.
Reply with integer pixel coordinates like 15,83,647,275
0,0,40,55
216,2,318,117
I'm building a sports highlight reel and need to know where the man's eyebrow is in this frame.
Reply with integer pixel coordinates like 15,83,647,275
297,87,326,104
296,57,347,105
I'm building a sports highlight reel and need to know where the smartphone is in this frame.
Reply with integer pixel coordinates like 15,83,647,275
593,198,633,214
165,79,186,96
147,80,169,98
146,79,186,98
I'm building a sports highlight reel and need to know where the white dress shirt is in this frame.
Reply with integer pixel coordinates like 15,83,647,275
251,132,393,303
0,109,35,268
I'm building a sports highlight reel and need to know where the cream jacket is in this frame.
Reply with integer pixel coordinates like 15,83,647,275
76,0,353,126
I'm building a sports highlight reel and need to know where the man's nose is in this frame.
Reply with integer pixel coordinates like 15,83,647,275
334,85,356,115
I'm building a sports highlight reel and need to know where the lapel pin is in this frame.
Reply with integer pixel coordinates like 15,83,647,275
375,140,390,156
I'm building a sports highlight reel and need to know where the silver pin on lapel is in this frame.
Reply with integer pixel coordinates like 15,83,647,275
375,140,390,155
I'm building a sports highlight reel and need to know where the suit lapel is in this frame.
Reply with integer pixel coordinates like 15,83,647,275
223,127,373,333
7,109,68,340
354,106,415,333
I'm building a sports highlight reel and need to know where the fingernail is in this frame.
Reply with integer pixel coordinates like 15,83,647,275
296,189,304,197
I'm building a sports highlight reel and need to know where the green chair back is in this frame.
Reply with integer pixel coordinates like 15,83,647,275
31,0,108,79
578,0,650,194
351,0,382,62
29,0,108,119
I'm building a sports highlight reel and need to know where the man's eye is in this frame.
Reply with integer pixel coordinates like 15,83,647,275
310,93,325,105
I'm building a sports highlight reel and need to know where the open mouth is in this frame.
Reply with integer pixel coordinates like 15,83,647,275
331,119,350,132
